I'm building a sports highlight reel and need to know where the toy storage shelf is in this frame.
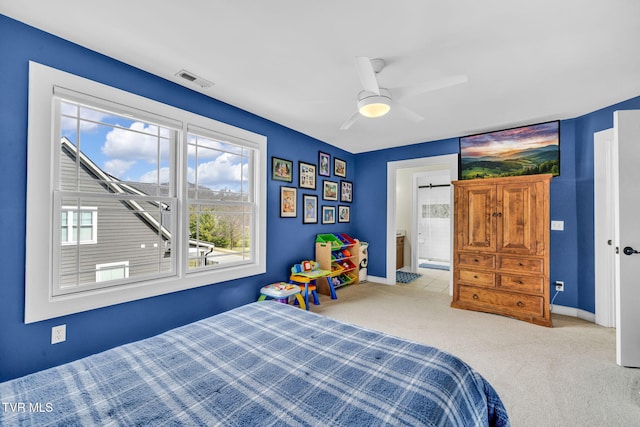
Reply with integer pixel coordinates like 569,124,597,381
315,233,360,293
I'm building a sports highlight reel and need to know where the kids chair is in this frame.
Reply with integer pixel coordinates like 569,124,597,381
289,260,330,310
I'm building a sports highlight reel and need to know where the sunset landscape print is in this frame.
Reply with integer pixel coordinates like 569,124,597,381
459,121,559,180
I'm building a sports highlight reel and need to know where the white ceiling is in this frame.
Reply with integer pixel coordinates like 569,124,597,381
3,1,640,153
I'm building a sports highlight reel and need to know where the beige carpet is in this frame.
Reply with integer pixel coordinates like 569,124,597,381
312,282,640,426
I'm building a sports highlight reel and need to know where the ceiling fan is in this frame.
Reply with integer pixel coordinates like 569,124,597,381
340,57,468,130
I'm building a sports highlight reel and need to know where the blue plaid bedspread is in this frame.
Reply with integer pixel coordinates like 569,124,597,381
0,301,509,426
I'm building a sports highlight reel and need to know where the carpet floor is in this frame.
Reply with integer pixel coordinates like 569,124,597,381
313,281,640,427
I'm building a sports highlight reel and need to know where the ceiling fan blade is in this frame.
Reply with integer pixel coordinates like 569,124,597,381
392,74,468,100
355,57,380,95
391,101,424,123
340,110,361,130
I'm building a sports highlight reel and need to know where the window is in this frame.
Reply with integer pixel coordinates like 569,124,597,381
61,207,97,245
187,130,254,270
96,261,130,282
53,100,177,297
25,62,267,323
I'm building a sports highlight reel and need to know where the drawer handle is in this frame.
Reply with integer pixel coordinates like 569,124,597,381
516,280,523,285
517,301,524,307
473,275,479,279
518,262,524,266
473,294,479,300
474,259,479,262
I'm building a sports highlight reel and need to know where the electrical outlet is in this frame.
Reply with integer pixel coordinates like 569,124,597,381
555,281,565,292
51,324,66,344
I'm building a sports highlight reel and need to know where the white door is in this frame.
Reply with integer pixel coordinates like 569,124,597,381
615,110,640,367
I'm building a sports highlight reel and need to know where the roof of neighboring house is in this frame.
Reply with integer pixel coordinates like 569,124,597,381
60,137,214,250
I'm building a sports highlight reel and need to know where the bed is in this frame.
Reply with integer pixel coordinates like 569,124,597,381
0,301,509,426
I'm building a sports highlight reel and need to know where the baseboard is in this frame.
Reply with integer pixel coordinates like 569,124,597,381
550,304,596,323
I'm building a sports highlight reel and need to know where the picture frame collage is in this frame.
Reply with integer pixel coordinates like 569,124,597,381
273,151,352,224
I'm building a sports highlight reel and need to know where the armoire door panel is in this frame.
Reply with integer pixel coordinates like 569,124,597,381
457,185,496,252
499,184,538,255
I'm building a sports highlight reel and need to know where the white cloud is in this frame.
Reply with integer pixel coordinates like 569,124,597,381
196,152,248,191
103,159,135,177
102,122,169,164
139,167,172,184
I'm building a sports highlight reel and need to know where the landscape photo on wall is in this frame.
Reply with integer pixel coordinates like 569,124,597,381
459,121,559,180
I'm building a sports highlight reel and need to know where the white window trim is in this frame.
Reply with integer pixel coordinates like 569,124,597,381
25,62,267,323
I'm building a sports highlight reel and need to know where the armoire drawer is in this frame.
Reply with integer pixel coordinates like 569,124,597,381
498,274,544,294
499,256,543,274
457,285,544,318
458,269,495,287
457,253,495,269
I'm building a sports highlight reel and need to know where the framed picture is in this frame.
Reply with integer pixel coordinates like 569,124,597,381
338,205,350,223
280,186,297,217
272,157,293,182
322,180,338,201
459,121,560,180
302,194,318,224
298,161,316,190
340,180,353,203
322,205,336,224
318,151,331,177
334,157,346,177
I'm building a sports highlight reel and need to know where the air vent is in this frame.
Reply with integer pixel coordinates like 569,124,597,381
175,69,214,88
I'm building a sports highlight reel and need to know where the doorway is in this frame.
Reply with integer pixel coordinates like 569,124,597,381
415,174,451,269
386,154,458,290
593,110,640,368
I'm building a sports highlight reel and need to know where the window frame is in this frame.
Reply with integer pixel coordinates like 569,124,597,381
24,62,267,323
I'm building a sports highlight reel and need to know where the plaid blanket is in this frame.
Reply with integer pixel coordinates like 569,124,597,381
0,301,509,426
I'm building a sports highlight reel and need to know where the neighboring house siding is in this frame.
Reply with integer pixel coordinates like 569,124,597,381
59,146,170,289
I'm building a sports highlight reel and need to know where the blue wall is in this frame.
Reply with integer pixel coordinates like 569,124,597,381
3,14,640,381
0,16,355,381
353,97,640,316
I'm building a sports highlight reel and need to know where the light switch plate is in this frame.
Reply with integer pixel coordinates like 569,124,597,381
551,220,564,231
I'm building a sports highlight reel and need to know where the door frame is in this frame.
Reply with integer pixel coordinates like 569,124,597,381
593,128,616,328
386,154,458,287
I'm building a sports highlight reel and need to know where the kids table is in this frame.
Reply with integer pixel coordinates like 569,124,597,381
289,267,332,309
258,282,306,310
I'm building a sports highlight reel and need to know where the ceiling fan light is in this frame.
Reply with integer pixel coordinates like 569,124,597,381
358,96,391,118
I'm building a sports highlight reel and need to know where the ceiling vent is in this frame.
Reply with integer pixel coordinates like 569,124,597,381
175,70,214,88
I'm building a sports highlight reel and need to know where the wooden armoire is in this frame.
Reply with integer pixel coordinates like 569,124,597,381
450,174,552,327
